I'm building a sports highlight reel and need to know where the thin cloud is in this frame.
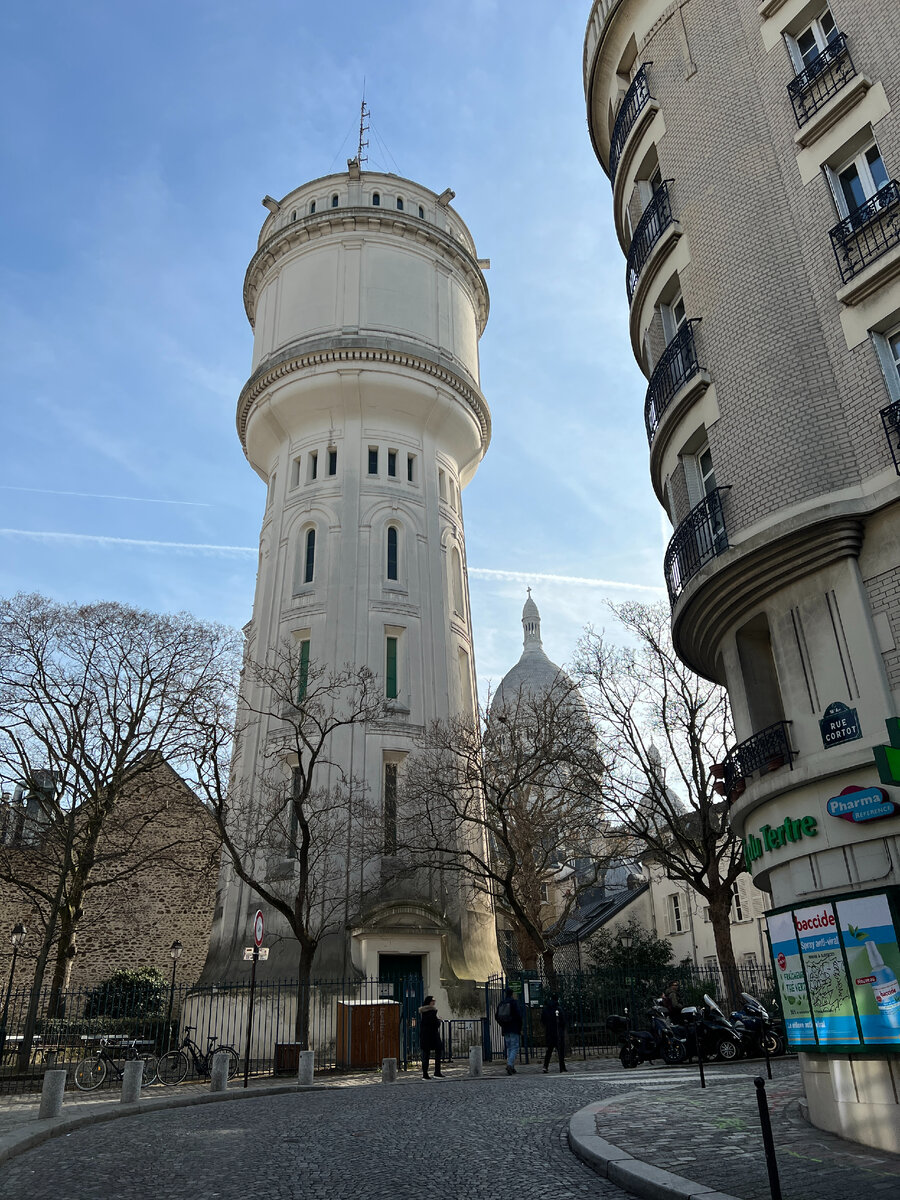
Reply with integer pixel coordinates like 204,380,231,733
469,567,664,594
0,486,211,508
0,530,255,557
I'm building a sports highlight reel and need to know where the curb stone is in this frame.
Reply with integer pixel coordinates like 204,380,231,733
568,1097,742,1200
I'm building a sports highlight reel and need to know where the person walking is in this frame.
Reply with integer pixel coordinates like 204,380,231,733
660,981,683,1022
495,986,523,1075
418,995,443,1079
541,993,568,1073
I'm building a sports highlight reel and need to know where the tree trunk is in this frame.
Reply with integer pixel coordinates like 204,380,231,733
708,892,740,1009
47,903,78,1019
294,947,314,1047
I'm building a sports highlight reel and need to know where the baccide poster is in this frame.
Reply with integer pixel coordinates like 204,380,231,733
793,902,859,1045
835,894,900,1045
767,910,815,1045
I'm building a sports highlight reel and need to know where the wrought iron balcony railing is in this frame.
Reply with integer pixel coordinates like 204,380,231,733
881,400,900,475
645,319,703,444
830,180,900,283
664,487,730,606
626,181,674,303
609,64,652,185
720,721,795,801
787,34,856,127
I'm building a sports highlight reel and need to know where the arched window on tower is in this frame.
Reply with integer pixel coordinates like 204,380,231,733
451,546,464,614
418,205,425,218
310,200,316,214
372,192,381,207
304,528,316,584
387,526,399,582
331,193,339,208
396,196,404,211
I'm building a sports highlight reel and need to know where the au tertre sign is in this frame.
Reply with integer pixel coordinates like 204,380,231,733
743,814,818,870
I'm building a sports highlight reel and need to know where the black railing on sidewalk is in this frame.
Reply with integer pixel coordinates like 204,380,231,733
787,34,855,127
720,721,795,800
664,487,730,606
645,319,703,443
626,180,674,302
609,64,652,184
829,180,900,282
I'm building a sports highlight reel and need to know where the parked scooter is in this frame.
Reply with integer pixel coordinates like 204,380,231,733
607,1005,688,1068
678,994,743,1062
729,992,785,1058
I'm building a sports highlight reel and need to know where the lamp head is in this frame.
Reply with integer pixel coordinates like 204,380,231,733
11,923,26,948
170,939,184,961
618,930,634,951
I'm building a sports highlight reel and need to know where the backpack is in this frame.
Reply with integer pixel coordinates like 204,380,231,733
496,999,513,1024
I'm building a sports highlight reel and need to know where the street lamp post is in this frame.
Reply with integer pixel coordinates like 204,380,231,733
618,930,635,1024
0,924,27,1057
164,940,183,1056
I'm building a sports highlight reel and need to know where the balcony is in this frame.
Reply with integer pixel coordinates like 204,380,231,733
664,488,730,606
881,400,900,474
626,181,674,303
609,64,653,185
830,181,900,284
718,721,795,803
787,34,856,128
645,319,703,444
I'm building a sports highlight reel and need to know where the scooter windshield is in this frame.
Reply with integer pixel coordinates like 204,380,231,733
703,994,725,1017
740,992,767,1017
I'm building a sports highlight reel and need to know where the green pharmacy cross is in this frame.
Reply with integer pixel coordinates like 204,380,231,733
873,718,900,785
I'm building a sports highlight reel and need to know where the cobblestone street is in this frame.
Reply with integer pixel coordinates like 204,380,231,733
0,1069,632,1200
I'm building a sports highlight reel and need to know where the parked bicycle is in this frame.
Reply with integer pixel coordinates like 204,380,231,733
73,1037,158,1091
156,1026,240,1085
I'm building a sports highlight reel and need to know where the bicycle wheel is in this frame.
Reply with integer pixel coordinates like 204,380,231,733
74,1056,108,1091
156,1051,188,1085
137,1052,159,1086
216,1046,241,1079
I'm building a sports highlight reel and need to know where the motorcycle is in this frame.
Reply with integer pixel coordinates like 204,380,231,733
607,1005,688,1068
729,992,785,1058
678,994,743,1062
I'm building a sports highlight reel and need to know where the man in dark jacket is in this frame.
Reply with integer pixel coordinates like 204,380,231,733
495,986,523,1075
541,993,568,1073
418,996,443,1079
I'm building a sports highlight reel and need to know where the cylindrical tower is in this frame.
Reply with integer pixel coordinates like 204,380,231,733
203,160,502,1006
585,0,900,1149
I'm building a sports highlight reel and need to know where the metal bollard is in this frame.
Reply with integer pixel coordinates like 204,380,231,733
468,1045,483,1077
297,1049,315,1086
210,1050,230,1093
754,1077,783,1200
38,1069,67,1119
121,1059,144,1104
381,1057,398,1083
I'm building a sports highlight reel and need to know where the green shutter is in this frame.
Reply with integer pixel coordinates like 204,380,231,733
386,636,398,699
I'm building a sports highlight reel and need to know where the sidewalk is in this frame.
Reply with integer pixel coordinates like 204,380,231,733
568,1057,900,1200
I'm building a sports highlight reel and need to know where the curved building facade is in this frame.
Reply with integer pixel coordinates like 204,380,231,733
585,0,900,1148
203,161,502,1007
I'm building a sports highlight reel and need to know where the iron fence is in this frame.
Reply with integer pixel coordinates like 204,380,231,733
721,721,795,801
626,180,674,303
829,180,900,282
787,33,855,127
609,64,653,184
645,319,703,443
664,487,731,606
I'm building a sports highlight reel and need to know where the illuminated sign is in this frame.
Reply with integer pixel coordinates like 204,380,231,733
827,785,898,824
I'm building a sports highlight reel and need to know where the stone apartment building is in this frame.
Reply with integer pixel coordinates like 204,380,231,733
0,760,219,995
584,0,900,1150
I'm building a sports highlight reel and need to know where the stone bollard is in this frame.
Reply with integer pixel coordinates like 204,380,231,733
38,1069,67,1119
468,1045,483,1078
381,1057,398,1083
297,1049,315,1086
210,1051,230,1093
120,1059,144,1104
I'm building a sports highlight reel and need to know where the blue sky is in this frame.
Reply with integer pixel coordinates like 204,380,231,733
0,0,664,694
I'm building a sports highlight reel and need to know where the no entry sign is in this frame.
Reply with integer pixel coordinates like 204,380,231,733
253,909,264,947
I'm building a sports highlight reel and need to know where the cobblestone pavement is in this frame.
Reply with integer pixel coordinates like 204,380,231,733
596,1057,900,1200
0,1064,631,1200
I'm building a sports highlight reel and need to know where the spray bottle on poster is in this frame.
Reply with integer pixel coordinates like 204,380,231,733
864,940,900,1028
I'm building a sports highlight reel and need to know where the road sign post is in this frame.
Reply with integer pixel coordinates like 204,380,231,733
244,910,264,1089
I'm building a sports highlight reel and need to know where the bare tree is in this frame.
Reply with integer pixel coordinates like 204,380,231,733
400,677,607,990
0,594,241,1065
194,638,385,1045
575,601,744,1002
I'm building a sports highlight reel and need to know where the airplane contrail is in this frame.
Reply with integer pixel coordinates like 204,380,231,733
0,529,663,592
0,486,211,507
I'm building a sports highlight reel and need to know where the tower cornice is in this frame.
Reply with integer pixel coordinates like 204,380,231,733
243,207,490,336
236,334,492,457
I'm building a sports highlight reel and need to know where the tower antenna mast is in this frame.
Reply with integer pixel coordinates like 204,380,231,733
357,88,370,166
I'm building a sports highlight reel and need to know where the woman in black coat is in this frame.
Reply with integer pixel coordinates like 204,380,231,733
418,995,443,1078
541,993,568,1073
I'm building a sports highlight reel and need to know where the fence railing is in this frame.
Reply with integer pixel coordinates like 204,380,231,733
609,64,653,184
626,180,674,303
829,180,900,282
664,487,731,606
645,319,703,444
787,33,855,127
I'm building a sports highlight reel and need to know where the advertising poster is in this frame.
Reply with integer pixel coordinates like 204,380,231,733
766,910,816,1045
793,902,860,1045
836,894,900,1045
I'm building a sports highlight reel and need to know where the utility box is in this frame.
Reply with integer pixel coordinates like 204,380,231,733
336,1000,401,1068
